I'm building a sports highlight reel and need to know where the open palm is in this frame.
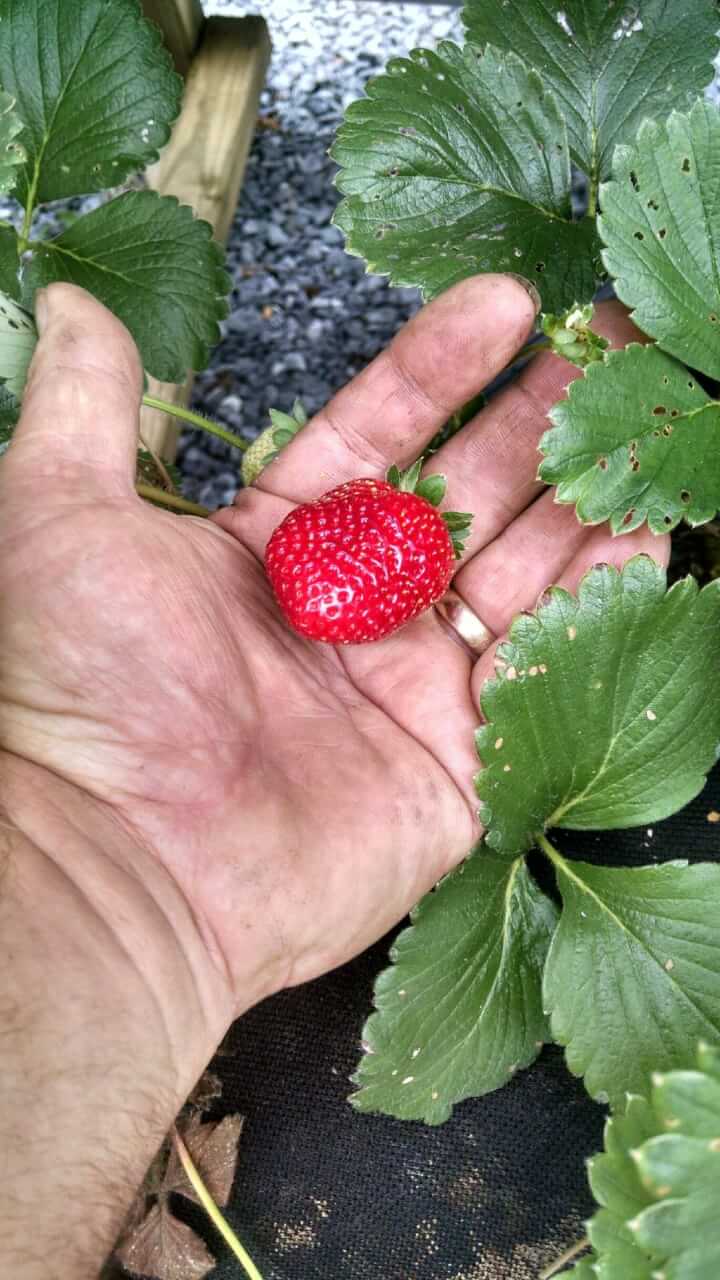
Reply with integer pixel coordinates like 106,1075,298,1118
0,281,666,1006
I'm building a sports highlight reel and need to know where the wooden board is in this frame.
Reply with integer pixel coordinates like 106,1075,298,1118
141,0,205,75
140,15,272,457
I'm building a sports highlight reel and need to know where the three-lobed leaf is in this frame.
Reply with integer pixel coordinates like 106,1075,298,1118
539,343,720,534
462,0,719,185
332,42,601,312
475,557,720,856
543,858,720,1108
351,851,557,1123
0,0,182,206
599,101,720,380
26,191,231,382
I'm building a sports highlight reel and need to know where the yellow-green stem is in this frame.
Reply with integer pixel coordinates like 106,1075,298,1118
142,394,251,452
539,1234,591,1279
136,482,209,516
511,338,550,367
172,1128,265,1280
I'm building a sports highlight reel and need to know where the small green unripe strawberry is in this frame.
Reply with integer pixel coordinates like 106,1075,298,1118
241,399,308,486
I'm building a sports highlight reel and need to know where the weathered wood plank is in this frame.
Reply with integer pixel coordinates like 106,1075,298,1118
141,0,205,76
140,15,272,458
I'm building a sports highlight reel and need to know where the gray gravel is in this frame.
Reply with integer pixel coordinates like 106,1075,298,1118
180,1,465,507
1,2,718,505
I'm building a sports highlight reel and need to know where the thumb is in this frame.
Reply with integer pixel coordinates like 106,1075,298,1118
6,283,143,495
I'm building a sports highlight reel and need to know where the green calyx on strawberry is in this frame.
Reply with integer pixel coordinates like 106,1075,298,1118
241,398,308,486
265,460,473,645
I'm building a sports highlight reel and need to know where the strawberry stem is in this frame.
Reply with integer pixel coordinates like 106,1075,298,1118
172,1128,265,1280
136,481,210,516
539,1234,591,1279
142,395,251,453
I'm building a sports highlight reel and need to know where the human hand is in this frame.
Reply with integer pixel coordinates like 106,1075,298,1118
0,280,668,1015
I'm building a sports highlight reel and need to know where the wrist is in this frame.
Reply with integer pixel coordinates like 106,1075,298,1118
0,753,236,1276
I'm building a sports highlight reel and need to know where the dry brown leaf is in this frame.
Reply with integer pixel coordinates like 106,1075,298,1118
164,1113,244,1208
116,1202,214,1280
186,1069,223,1114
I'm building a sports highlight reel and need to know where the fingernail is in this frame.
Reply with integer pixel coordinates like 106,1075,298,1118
34,287,49,334
505,273,542,315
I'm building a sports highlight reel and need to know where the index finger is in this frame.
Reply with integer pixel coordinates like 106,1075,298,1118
252,273,540,504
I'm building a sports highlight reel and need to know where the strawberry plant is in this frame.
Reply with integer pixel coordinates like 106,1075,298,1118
2,1,720,1276
331,0,720,1186
0,0,242,504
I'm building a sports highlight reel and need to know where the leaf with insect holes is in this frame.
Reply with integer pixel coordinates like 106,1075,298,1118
599,101,720,380
0,90,26,196
332,42,601,312
26,191,231,382
0,290,36,400
543,859,720,1109
475,557,720,858
539,343,720,535
350,850,557,1124
0,0,181,205
462,0,719,184
568,1045,720,1279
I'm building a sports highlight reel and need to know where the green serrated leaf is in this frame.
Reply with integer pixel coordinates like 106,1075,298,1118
462,0,719,184
590,1096,657,1221
599,101,720,380
332,43,601,312
539,344,720,535
0,290,36,399
543,857,720,1110
475,558,720,857
26,191,230,382
414,474,446,507
0,90,26,196
0,225,20,300
628,1065,720,1277
582,1047,720,1280
0,0,182,205
351,852,557,1124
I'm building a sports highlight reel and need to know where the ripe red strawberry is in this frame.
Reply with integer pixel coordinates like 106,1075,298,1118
265,462,472,644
